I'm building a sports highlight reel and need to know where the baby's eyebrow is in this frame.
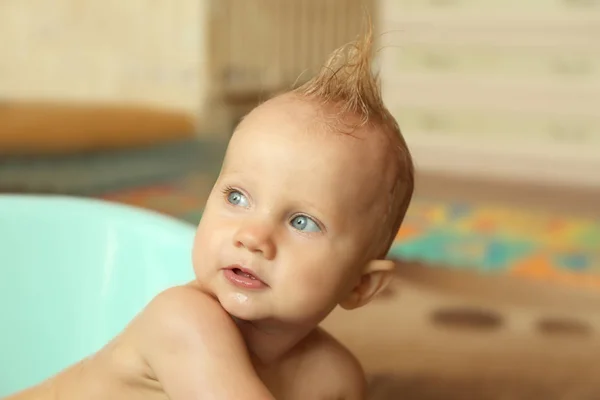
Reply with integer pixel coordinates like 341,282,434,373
284,195,329,218
219,170,251,183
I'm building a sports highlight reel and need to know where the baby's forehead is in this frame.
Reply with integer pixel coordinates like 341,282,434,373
231,95,393,169
237,93,391,146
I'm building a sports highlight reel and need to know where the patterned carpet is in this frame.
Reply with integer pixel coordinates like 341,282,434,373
3,139,599,292
391,199,600,291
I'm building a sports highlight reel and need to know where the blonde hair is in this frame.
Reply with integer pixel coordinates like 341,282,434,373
293,21,414,257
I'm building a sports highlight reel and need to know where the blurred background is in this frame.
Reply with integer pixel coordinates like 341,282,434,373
1,0,599,398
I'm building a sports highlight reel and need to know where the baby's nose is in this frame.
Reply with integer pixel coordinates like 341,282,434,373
233,222,276,260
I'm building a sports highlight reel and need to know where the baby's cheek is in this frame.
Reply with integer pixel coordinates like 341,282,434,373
192,228,218,269
194,215,222,248
289,260,342,300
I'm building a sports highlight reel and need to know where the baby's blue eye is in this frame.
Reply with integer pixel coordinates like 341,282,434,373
227,190,249,208
290,215,321,233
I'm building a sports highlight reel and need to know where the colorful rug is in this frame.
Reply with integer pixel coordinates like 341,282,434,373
390,200,600,291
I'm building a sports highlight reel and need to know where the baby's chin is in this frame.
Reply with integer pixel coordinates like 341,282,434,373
216,288,330,328
218,291,266,321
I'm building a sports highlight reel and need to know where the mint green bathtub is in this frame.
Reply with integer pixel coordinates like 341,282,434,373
0,195,196,396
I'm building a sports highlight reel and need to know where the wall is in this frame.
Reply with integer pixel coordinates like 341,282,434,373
378,0,600,186
0,0,207,116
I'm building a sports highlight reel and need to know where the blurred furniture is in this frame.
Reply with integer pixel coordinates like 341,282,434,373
203,0,376,133
0,102,196,156
379,0,600,187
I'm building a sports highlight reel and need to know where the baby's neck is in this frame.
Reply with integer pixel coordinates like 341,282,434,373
233,317,314,366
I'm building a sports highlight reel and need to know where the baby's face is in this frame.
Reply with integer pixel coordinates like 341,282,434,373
192,95,395,326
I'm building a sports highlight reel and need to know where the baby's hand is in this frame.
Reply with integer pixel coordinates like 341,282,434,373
138,286,274,400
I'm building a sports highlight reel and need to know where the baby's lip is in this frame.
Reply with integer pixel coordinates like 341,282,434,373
225,264,268,286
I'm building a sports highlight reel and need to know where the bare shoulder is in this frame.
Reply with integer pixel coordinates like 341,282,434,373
297,328,367,400
140,284,238,343
144,284,230,324
134,284,244,366
132,285,272,399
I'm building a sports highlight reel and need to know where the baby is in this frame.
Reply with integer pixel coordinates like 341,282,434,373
6,26,414,400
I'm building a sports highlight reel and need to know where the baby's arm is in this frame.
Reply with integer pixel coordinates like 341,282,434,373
139,286,274,400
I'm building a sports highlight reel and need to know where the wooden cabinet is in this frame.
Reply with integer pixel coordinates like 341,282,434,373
379,0,600,185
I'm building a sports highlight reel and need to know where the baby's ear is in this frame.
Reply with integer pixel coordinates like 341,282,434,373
339,260,396,310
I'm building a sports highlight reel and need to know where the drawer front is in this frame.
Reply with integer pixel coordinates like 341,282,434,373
389,45,600,81
390,106,600,147
381,0,600,14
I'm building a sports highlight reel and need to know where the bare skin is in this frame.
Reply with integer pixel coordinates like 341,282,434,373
7,286,365,400
7,93,401,400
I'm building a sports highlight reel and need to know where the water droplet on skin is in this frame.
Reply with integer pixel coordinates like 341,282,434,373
232,292,248,303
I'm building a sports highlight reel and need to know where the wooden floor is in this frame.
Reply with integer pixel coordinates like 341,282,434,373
323,172,600,399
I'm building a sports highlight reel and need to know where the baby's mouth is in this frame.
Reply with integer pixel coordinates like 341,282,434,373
232,268,258,280
223,265,268,289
